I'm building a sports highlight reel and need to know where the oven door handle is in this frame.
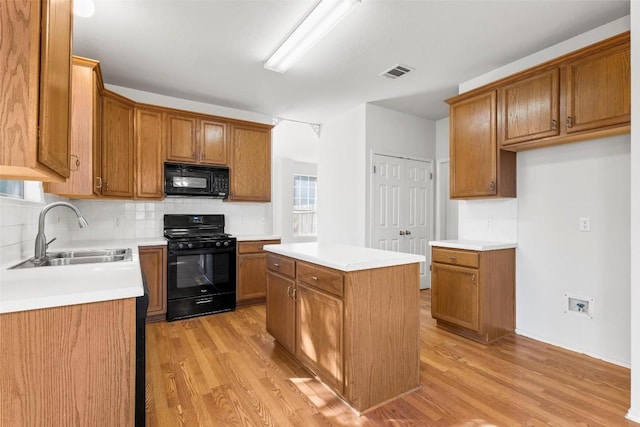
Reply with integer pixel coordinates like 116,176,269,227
168,247,236,256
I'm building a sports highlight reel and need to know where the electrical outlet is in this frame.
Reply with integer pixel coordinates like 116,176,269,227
579,217,591,232
113,216,121,228
487,219,493,229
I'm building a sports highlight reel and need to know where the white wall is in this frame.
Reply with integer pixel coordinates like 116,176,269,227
516,136,630,365
272,120,321,243
317,105,367,245
627,1,639,422
364,104,435,159
455,16,632,370
435,118,458,240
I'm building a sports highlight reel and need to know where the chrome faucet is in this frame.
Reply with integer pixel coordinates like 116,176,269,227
34,202,89,261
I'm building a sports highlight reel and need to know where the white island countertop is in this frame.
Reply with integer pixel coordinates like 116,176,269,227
263,242,425,272
429,239,517,251
0,238,166,315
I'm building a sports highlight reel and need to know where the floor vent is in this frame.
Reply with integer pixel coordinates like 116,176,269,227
380,64,414,79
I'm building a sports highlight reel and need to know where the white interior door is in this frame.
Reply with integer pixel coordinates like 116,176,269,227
372,154,433,289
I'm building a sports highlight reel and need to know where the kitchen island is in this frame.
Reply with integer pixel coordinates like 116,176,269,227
263,242,424,414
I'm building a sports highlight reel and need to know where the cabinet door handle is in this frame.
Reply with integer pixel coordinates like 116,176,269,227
239,258,243,266
95,177,103,189
292,288,297,300
489,181,495,192
287,286,292,297
551,119,557,131
311,276,318,281
471,274,477,283
566,116,573,128
104,182,109,192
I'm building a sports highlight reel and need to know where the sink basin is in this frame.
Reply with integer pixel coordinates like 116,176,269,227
9,248,133,269
52,249,130,259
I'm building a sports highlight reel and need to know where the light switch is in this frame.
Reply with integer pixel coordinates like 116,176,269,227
579,217,591,232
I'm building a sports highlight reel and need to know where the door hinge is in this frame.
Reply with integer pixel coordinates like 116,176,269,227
373,165,377,174
430,172,433,180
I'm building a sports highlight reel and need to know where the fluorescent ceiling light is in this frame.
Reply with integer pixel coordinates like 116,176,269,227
264,0,361,73
74,0,95,18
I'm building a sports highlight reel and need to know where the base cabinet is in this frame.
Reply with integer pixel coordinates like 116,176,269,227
237,240,281,306
431,246,515,343
266,265,296,354
0,299,136,426
139,245,167,321
266,254,420,413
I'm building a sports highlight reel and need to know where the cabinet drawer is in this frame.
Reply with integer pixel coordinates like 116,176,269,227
297,262,344,298
266,253,295,278
238,240,281,254
432,248,479,268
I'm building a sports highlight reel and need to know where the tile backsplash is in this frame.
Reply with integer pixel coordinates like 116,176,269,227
0,193,73,266
0,192,273,267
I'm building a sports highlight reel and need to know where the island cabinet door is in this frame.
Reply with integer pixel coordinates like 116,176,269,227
295,283,344,394
266,272,295,354
431,263,480,332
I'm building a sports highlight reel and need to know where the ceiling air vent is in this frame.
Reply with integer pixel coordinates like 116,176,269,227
380,64,414,79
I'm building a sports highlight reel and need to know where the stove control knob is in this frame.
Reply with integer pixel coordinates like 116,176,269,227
177,243,185,250
216,241,222,247
223,241,230,247
188,243,194,249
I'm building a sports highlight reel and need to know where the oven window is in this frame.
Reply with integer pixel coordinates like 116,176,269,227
175,253,231,288
172,176,208,189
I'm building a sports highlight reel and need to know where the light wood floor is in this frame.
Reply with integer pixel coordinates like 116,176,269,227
146,291,635,426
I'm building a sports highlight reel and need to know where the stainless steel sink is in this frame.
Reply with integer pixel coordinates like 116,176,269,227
52,249,130,259
9,248,133,269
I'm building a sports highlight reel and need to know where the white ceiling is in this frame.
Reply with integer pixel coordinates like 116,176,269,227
73,0,630,124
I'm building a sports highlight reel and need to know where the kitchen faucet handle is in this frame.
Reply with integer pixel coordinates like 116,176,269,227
46,237,57,249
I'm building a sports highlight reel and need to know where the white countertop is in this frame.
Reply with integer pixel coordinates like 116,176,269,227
0,238,166,314
428,240,517,251
235,234,281,242
263,242,425,272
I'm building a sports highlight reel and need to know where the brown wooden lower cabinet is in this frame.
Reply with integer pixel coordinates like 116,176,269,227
431,246,515,343
266,253,420,413
0,298,136,426
139,245,167,321
237,239,280,307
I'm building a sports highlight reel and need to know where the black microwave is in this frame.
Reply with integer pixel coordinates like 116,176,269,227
164,163,229,198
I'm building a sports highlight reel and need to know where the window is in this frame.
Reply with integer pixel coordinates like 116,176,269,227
293,175,317,236
0,180,24,199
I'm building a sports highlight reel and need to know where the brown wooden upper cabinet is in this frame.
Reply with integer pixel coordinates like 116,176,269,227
44,57,103,198
135,106,165,199
447,90,516,199
101,91,135,197
498,32,629,151
229,123,273,202
0,0,73,182
165,113,227,165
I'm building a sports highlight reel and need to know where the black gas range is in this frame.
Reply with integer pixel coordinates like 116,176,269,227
164,214,237,321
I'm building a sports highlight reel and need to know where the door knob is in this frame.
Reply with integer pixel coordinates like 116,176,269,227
399,231,405,236
405,230,411,235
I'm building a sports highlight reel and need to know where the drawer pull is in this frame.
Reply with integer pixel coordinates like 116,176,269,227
196,298,214,305
273,263,280,268
448,256,456,262
311,276,318,281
